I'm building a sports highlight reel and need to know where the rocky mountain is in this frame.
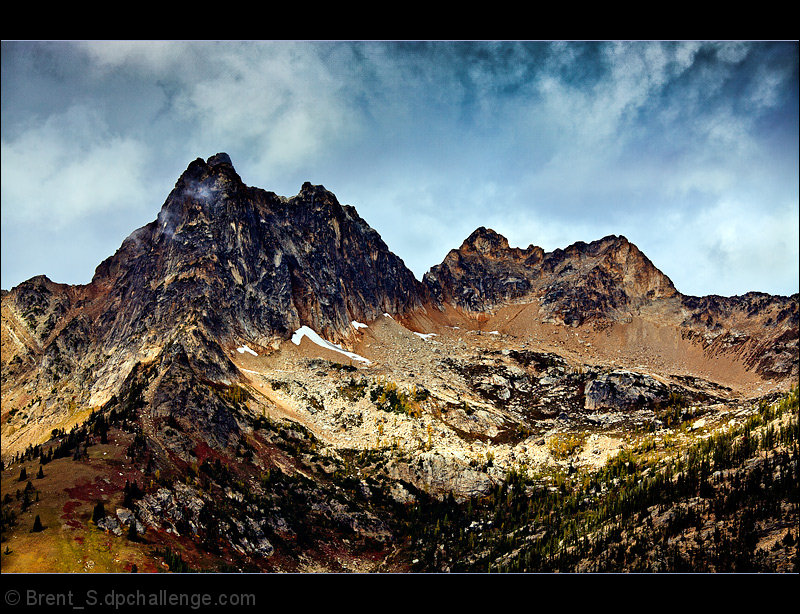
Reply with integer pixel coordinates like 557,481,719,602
424,226,679,323
2,154,429,449
93,152,427,349
1,153,797,574
424,226,798,380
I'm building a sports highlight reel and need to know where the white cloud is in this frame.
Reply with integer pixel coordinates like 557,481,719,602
1,104,151,227
715,42,750,64
166,43,362,178
76,40,194,74
647,199,799,296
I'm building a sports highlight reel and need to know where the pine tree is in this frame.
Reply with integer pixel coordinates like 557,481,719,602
31,515,44,533
92,501,106,524
18,467,27,482
36,466,44,479
21,491,31,512
127,520,138,542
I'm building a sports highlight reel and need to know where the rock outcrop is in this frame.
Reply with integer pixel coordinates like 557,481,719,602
583,371,670,411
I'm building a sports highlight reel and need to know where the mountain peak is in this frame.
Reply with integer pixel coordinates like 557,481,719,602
298,181,333,198
461,227,511,256
207,152,233,169
85,156,427,350
176,153,240,186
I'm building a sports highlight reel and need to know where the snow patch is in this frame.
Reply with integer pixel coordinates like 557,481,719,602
488,331,500,335
383,313,393,318
237,344,258,356
351,321,368,330
291,326,371,364
413,332,437,340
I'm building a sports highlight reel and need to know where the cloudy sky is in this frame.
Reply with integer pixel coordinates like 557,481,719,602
2,40,798,297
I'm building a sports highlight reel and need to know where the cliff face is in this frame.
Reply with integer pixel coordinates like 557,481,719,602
90,153,427,350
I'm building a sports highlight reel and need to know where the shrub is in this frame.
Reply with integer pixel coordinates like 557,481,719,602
338,377,368,402
370,379,422,418
548,433,587,460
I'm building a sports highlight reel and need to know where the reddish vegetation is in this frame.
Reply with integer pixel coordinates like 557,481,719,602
193,440,224,466
61,500,83,530
65,477,108,502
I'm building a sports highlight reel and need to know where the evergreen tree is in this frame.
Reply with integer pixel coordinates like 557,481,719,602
18,467,27,482
21,491,31,513
92,501,106,524
36,466,44,479
31,515,44,533
127,520,139,542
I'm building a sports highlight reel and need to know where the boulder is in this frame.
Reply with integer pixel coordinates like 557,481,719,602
584,370,669,410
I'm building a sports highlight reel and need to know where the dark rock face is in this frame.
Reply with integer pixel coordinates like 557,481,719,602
424,227,543,310
584,371,670,411
10,153,426,357
5,275,74,347
91,154,428,350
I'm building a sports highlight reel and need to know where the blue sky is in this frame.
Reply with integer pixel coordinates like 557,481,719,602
2,41,798,297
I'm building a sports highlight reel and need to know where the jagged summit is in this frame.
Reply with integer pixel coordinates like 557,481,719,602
424,227,678,323
299,180,327,194
207,152,233,167
458,227,542,260
460,227,511,255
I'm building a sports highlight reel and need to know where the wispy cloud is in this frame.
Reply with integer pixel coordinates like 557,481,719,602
1,104,150,226
1,41,797,296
